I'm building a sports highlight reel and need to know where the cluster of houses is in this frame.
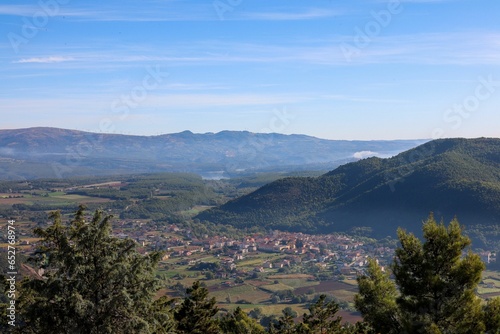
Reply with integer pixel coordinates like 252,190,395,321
110,222,401,278
480,251,497,264
5,217,498,284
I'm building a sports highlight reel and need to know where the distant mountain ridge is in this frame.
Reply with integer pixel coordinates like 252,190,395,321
0,127,426,180
197,138,500,237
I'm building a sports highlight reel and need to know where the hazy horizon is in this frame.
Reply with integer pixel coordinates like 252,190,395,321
0,125,443,142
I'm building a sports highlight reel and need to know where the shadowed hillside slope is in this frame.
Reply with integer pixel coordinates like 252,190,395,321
197,138,500,237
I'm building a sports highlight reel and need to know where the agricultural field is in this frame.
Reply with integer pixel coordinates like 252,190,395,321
210,283,270,304
155,249,500,323
156,251,363,321
154,237,363,316
1,192,112,205
478,270,500,298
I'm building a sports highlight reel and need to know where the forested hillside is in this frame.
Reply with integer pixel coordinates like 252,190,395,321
198,138,500,238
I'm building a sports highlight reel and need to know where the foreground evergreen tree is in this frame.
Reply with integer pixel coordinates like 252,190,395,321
219,306,266,334
17,206,172,334
355,258,400,334
174,281,219,334
272,306,297,334
484,298,500,334
356,214,495,334
296,294,343,333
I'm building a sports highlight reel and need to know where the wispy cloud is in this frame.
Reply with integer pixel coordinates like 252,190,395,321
0,3,343,22
0,97,107,112
0,93,310,113
180,32,500,66
0,4,102,18
14,56,75,64
143,93,310,108
321,94,410,104
6,29,500,73
7,30,500,72
338,32,500,65
239,9,340,21
0,2,212,21
397,0,456,2
164,83,230,91
0,5,39,16
62,2,214,22
372,0,456,3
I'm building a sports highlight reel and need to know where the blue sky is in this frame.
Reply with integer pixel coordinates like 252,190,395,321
1,0,499,140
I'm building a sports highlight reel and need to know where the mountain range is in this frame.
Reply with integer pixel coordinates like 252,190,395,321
0,127,425,180
197,138,500,237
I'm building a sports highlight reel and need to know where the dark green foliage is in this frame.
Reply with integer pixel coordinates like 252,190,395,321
17,206,171,334
355,258,400,334
174,281,219,334
466,224,500,251
190,261,221,272
484,298,500,334
260,314,280,332
274,307,297,334
249,307,264,320
356,215,493,334
219,306,266,334
148,296,177,334
298,294,343,333
197,176,342,233
183,219,264,239
394,215,485,333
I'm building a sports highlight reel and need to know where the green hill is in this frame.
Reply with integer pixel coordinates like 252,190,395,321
197,138,500,237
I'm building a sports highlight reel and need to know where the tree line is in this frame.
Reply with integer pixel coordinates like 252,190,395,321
1,206,499,333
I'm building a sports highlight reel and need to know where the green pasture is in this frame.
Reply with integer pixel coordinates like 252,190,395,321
484,271,500,280
273,278,319,289
210,283,270,304
237,253,286,268
330,289,357,303
259,283,294,293
340,279,358,286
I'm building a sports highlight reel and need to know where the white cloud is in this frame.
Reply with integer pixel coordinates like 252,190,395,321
14,56,75,64
353,151,379,159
